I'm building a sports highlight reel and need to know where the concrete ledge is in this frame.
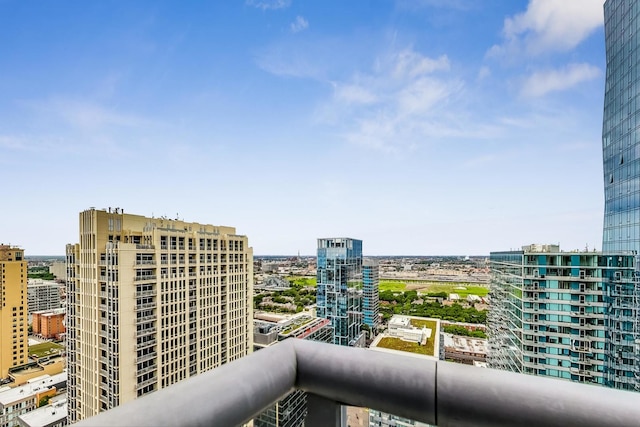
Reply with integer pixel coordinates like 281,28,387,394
74,339,640,427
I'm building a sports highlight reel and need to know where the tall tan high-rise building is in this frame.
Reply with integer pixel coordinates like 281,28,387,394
66,208,253,422
0,245,28,379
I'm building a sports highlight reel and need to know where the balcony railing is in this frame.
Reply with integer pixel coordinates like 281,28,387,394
74,339,640,427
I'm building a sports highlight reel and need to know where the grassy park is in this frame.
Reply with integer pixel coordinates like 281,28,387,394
283,277,488,298
286,276,316,287
379,280,408,292
379,279,488,297
29,342,64,358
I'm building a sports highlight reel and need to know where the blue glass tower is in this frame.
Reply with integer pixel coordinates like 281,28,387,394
602,0,640,253
362,259,380,331
486,0,640,394
316,238,363,346
601,0,640,392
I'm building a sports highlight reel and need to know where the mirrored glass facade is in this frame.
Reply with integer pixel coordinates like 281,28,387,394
362,259,380,331
316,238,364,346
602,0,640,253
602,0,640,392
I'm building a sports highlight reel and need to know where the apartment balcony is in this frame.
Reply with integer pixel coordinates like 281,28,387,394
136,289,156,298
574,321,597,330
137,338,157,349
136,326,156,337
570,367,594,377
136,301,156,311
74,339,640,427
137,313,156,323
136,351,157,364
136,377,158,390
135,244,155,251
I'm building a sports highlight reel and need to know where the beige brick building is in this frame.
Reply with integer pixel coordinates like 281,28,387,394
66,208,253,422
0,244,28,379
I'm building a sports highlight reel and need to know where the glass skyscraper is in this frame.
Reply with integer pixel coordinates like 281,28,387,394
316,238,364,346
487,0,640,394
362,259,380,331
601,0,640,391
602,0,640,253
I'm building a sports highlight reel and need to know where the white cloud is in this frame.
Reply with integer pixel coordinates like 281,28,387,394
477,66,491,80
0,132,125,157
290,16,308,33
0,135,29,151
397,77,453,114
333,84,378,105
255,39,332,79
391,49,449,79
521,63,601,97
26,97,151,130
246,0,291,10
256,50,322,79
317,47,477,152
488,0,604,57
1,98,156,158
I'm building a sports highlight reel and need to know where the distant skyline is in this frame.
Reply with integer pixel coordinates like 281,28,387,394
1,0,607,256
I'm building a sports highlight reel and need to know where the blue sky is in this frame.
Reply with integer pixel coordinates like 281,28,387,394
0,0,607,256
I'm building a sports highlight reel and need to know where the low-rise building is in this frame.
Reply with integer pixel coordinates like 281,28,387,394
10,360,66,387
369,315,441,427
16,397,67,427
442,333,487,365
0,372,66,427
31,310,65,340
386,316,434,347
371,315,441,361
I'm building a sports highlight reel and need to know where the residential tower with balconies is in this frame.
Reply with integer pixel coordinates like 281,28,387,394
66,208,253,422
488,244,638,390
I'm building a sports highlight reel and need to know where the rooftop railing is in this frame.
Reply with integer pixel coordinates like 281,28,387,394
75,339,640,427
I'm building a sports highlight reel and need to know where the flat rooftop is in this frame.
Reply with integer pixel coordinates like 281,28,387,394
17,397,67,426
443,333,487,355
370,316,440,360
0,372,66,406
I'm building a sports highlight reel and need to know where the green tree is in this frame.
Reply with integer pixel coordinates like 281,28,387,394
380,290,396,302
404,290,418,302
38,396,51,407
